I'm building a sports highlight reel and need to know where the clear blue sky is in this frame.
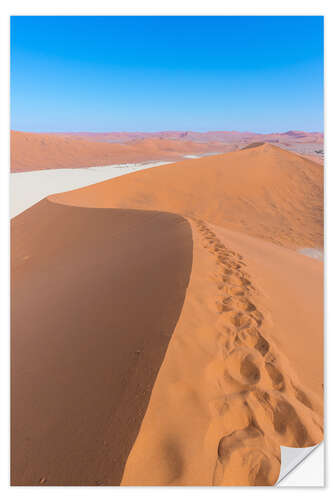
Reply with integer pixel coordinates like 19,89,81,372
11,16,323,133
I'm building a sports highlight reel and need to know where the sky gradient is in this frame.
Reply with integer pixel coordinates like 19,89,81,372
10,16,324,133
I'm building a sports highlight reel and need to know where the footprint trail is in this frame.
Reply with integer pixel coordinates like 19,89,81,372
193,218,323,486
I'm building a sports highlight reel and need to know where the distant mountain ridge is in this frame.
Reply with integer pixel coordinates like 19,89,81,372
12,129,323,144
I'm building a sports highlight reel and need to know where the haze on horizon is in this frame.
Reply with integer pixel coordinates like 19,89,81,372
11,16,323,133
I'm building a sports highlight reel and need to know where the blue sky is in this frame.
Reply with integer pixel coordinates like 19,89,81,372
10,16,324,133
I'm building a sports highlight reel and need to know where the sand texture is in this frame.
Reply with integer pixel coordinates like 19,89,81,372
122,219,323,485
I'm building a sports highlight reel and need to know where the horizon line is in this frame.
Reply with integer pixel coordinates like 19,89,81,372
11,129,324,135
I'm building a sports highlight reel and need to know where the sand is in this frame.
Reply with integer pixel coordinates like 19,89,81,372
121,220,323,486
11,200,193,485
11,143,323,486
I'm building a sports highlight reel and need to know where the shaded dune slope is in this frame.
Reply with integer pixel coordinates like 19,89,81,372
11,200,193,485
51,144,323,249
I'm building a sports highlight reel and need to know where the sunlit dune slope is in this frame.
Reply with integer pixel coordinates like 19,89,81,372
51,143,323,249
121,219,323,486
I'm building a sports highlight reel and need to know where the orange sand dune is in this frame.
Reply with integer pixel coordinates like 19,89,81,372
11,131,234,172
51,143,323,249
11,200,192,485
121,220,323,486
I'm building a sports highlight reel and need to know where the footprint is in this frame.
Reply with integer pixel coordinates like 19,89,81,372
245,300,256,312
231,312,253,330
265,352,276,364
225,347,261,386
265,362,285,391
251,309,264,327
214,424,280,486
220,296,257,314
239,327,270,356
291,382,313,410
218,284,245,296
250,390,314,448
216,296,234,313
216,301,232,313
223,274,245,287
240,356,261,385
255,335,270,356
240,277,253,288
272,397,309,447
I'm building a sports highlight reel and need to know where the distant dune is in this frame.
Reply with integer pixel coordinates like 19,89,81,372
65,129,324,145
11,143,323,486
10,131,234,172
241,141,266,150
10,129,323,172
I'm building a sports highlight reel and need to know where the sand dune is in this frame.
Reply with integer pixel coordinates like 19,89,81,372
11,200,192,485
51,143,323,249
11,131,233,172
11,143,323,486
